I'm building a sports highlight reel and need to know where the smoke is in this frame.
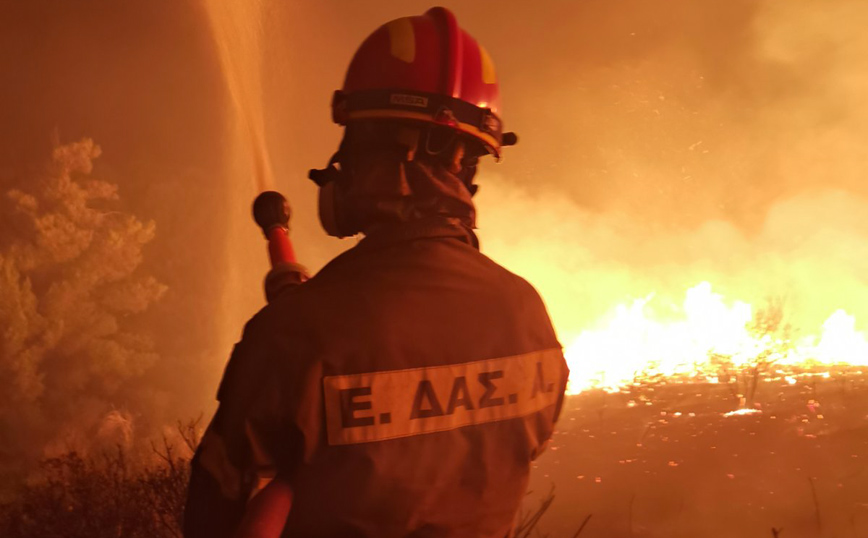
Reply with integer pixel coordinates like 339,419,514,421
479,181,868,344
492,0,865,225
753,0,868,197
0,140,166,489
469,0,868,344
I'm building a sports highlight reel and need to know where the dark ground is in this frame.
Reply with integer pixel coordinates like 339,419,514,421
2,370,866,537
528,371,868,537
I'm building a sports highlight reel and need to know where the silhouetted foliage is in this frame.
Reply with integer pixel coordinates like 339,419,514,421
0,420,199,538
0,417,568,537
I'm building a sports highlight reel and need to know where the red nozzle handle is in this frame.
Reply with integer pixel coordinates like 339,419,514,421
266,227,297,266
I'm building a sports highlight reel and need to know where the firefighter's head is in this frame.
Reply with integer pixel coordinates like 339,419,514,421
310,7,517,238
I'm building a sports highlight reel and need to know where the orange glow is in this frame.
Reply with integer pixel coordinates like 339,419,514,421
563,282,868,394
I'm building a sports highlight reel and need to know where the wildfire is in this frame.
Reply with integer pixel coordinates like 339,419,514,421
564,282,868,394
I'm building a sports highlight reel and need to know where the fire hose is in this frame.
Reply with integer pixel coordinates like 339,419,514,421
231,191,301,538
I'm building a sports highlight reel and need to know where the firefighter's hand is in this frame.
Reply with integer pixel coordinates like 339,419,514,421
264,262,308,303
234,478,294,538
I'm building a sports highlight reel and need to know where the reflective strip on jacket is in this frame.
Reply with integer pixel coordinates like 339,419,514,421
184,219,569,538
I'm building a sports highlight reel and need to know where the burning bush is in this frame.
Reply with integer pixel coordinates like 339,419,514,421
708,297,794,408
0,139,166,492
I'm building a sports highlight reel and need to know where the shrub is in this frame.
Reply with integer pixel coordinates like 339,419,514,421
0,421,198,538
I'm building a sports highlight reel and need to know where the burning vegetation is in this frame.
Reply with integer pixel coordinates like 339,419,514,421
563,282,867,397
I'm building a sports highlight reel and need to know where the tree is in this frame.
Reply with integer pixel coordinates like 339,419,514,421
0,139,166,491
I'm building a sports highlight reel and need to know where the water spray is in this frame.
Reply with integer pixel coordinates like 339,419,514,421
204,0,274,192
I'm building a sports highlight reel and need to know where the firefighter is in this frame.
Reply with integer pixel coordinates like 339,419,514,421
184,7,569,538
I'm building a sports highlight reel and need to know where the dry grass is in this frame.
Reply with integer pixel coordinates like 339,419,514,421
0,418,561,537
0,421,199,538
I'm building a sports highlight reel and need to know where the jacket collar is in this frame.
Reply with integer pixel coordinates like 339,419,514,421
359,217,479,251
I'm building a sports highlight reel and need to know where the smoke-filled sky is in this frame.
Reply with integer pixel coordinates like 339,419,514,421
1,0,867,483
267,1,868,342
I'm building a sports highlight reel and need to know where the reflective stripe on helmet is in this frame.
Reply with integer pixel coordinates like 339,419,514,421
336,88,504,154
346,108,500,157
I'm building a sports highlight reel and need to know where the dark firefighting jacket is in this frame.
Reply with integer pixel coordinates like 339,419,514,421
184,218,568,538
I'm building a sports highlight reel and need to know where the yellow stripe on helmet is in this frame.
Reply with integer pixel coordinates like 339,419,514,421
386,18,415,63
478,44,496,84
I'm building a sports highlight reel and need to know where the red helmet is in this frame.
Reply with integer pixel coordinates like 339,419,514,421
332,7,517,158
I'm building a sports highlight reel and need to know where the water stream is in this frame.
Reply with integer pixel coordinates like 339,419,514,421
203,0,274,193
202,0,275,356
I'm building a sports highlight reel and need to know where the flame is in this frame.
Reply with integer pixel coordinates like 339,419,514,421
564,282,868,394
809,309,868,365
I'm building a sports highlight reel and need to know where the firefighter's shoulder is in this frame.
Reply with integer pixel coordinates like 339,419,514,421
216,305,301,403
472,250,560,333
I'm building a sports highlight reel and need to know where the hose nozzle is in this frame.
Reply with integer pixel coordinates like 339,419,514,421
252,190,297,267
253,191,291,238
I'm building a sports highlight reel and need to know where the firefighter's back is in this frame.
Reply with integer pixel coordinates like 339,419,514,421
266,226,567,538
